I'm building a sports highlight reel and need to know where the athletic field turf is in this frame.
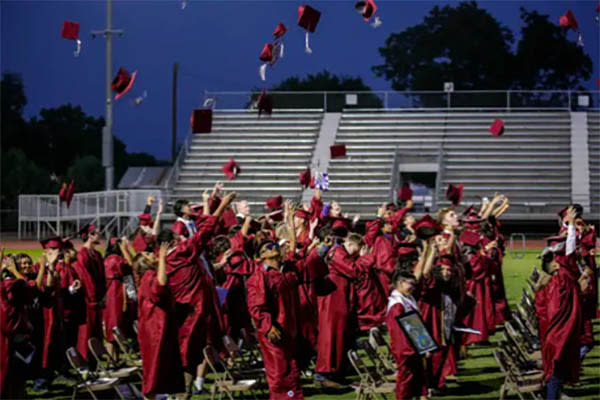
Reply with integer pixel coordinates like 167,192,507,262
4,248,599,399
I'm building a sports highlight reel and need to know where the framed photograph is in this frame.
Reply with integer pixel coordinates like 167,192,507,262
395,311,439,355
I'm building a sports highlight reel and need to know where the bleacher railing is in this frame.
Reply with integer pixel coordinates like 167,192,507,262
204,90,600,111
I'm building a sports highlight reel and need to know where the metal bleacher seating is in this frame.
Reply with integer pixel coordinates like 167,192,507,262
326,109,573,217
172,109,322,207
588,111,600,214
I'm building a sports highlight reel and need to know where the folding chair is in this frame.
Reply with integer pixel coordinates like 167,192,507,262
347,350,395,400
368,327,396,372
88,337,143,399
493,350,543,400
222,335,265,381
203,345,259,400
357,341,395,382
112,326,142,367
239,328,264,368
66,347,125,400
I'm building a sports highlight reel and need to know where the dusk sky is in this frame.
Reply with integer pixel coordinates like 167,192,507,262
2,0,599,160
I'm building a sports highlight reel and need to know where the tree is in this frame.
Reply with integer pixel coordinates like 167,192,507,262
372,1,593,107
252,70,383,111
0,149,54,208
1,73,29,152
67,155,105,192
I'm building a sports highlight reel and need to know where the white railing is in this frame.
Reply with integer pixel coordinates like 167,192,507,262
203,89,600,111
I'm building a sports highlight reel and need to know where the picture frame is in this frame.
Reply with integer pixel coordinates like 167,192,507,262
395,311,439,355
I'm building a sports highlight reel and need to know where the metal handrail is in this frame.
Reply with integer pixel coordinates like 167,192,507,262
164,134,192,189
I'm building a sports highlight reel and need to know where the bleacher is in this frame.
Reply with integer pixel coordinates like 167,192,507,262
172,109,323,206
589,111,600,215
326,110,573,217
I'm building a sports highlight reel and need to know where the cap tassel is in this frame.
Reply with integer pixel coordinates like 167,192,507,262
279,42,284,58
181,0,187,10
371,16,382,28
304,31,313,54
259,63,267,81
133,90,147,106
74,39,82,57
577,32,584,47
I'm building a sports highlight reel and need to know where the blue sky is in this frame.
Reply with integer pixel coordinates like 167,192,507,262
2,0,599,160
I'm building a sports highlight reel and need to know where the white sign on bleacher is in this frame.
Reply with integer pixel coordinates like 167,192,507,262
444,82,454,93
345,94,358,106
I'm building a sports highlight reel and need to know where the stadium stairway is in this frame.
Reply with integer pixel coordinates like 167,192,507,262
588,110,600,214
172,109,323,207
325,109,574,217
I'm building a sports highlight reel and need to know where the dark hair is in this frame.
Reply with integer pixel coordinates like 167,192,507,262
395,252,419,274
16,253,32,264
228,225,242,237
210,235,231,262
157,229,175,245
173,199,189,217
391,270,417,286
318,225,333,242
105,238,123,257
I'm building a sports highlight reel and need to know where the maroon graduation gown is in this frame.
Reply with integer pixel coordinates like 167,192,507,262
74,247,106,361
138,269,184,395
461,252,495,345
355,255,387,331
103,255,136,342
542,253,582,384
246,262,303,399
386,302,428,400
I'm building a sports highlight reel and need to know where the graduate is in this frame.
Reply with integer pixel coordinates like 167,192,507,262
134,243,185,399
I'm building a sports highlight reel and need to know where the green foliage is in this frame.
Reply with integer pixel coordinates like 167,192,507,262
373,1,594,107
0,73,165,209
255,70,383,111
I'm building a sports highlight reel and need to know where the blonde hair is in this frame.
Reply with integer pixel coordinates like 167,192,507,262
437,207,453,225
346,233,364,247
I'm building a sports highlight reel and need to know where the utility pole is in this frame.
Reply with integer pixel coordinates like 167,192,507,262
92,0,123,190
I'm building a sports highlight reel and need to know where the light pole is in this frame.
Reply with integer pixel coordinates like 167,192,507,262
92,0,123,190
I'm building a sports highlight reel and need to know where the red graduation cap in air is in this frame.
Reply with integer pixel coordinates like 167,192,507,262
354,0,382,27
111,67,137,101
330,144,346,158
257,89,273,116
559,10,583,46
190,109,212,133
58,182,68,202
273,23,287,59
413,215,442,239
298,4,321,54
489,118,504,136
61,20,82,56
259,42,282,81
65,179,75,208
222,158,241,180
299,167,312,188
265,195,283,210
397,183,413,201
445,184,463,207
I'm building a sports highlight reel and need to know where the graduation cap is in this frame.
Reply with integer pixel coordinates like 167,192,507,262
298,4,321,53
58,182,68,202
274,23,287,39
77,223,98,241
111,67,137,101
299,167,312,188
257,89,273,116
459,230,482,247
397,241,419,256
489,118,504,136
294,209,311,219
413,215,442,239
258,43,282,81
445,184,464,207
354,0,382,27
557,204,583,220
222,158,241,180
190,109,212,133
138,213,153,227
397,183,413,201
559,10,583,46
62,238,74,250
61,20,82,57
265,195,283,210
330,144,346,158
65,179,75,208
40,236,64,250
332,218,350,237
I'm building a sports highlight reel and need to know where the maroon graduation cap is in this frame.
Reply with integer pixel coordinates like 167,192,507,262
65,179,75,208
273,23,287,39
61,20,82,56
445,184,464,207
354,0,381,26
298,4,321,53
330,144,346,159
111,67,137,101
265,195,283,210
299,167,312,188
222,158,241,180
459,230,482,247
259,43,282,81
489,118,504,136
559,9,578,31
397,183,413,201
40,236,64,250
257,89,273,116
190,109,212,134
413,215,442,239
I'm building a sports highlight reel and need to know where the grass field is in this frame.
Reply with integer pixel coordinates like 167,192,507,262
4,248,599,399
